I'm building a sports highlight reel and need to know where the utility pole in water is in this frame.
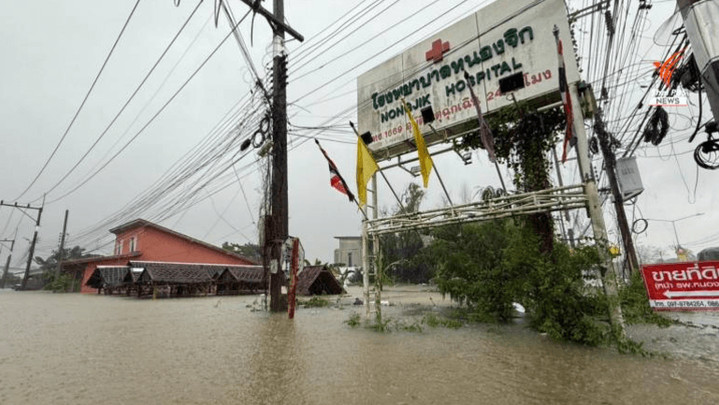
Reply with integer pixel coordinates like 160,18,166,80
0,200,44,290
269,0,289,312
234,0,303,312
21,199,44,291
1,234,16,289
55,209,69,282
594,110,640,275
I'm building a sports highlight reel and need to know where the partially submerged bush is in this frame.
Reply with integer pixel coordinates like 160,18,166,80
426,219,610,346
619,271,673,327
301,296,330,308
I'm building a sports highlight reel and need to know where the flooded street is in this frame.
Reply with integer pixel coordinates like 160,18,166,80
2,288,719,404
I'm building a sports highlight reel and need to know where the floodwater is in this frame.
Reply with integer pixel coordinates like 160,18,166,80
1,287,719,404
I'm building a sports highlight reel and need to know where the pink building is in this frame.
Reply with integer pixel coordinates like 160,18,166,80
62,219,255,293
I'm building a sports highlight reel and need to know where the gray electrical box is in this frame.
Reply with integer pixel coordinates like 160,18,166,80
616,157,644,201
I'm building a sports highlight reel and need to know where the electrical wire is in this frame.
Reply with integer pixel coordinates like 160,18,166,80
40,0,205,198
13,0,143,201
47,8,253,205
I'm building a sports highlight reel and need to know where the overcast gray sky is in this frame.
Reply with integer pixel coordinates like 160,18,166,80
0,0,714,270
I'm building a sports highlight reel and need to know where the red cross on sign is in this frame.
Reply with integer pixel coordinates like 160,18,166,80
425,39,450,63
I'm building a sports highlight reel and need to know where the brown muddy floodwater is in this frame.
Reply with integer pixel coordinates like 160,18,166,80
1,287,719,404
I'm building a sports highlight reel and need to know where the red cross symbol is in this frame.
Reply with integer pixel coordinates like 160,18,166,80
425,39,450,63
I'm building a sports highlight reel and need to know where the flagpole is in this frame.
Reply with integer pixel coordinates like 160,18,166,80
354,198,370,221
464,71,508,194
349,121,406,213
420,137,454,207
314,138,369,221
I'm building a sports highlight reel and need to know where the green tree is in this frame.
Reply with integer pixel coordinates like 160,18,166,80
36,246,94,292
425,219,608,345
222,242,261,263
380,183,433,284
423,220,520,321
461,105,565,254
35,246,90,273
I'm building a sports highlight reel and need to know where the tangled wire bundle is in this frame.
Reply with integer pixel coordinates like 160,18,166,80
642,106,669,146
694,136,719,170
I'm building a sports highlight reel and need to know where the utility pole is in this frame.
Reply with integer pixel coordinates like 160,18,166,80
1,200,44,290
268,0,289,312
21,199,44,290
1,236,16,289
567,83,626,338
594,110,639,275
55,209,69,281
234,0,303,312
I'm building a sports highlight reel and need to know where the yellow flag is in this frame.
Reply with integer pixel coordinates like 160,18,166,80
356,137,378,206
402,99,433,187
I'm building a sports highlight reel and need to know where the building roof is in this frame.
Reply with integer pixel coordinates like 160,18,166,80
86,266,130,289
129,261,240,278
296,265,345,296
217,266,265,283
61,252,142,268
109,219,257,264
334,236,361,240
133,262,215,285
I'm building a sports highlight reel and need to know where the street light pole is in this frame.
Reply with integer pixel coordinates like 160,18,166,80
645,213,705,249
671,222,680,248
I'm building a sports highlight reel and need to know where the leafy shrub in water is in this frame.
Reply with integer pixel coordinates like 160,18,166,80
423,312,463,329
619,271,673,327
43,273,77,293
426,219,610,346
345,313,361,328
423,221,520,322
301,296,330,308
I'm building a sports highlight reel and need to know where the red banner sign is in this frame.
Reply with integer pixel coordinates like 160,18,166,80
641,261,719,311
288,238,300,319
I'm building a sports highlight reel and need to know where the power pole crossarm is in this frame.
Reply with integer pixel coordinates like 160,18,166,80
236,0,304,42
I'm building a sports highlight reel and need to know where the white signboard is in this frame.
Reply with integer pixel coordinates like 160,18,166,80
281,237,304,276
357,0,580,160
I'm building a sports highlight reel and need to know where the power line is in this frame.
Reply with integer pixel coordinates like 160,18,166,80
13,0,143,201
41,0,205,198
46,8,253,205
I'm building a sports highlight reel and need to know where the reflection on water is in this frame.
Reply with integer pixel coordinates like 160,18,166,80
1,289,719,404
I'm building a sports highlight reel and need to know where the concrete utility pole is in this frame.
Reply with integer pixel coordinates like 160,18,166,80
1,200,44,290
268,0,289,312
677,0,719,121
235,0,303,312
55,209,69,281
1,236,16,289
21,201,44,290
594,110,639,275
568,84,627,337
